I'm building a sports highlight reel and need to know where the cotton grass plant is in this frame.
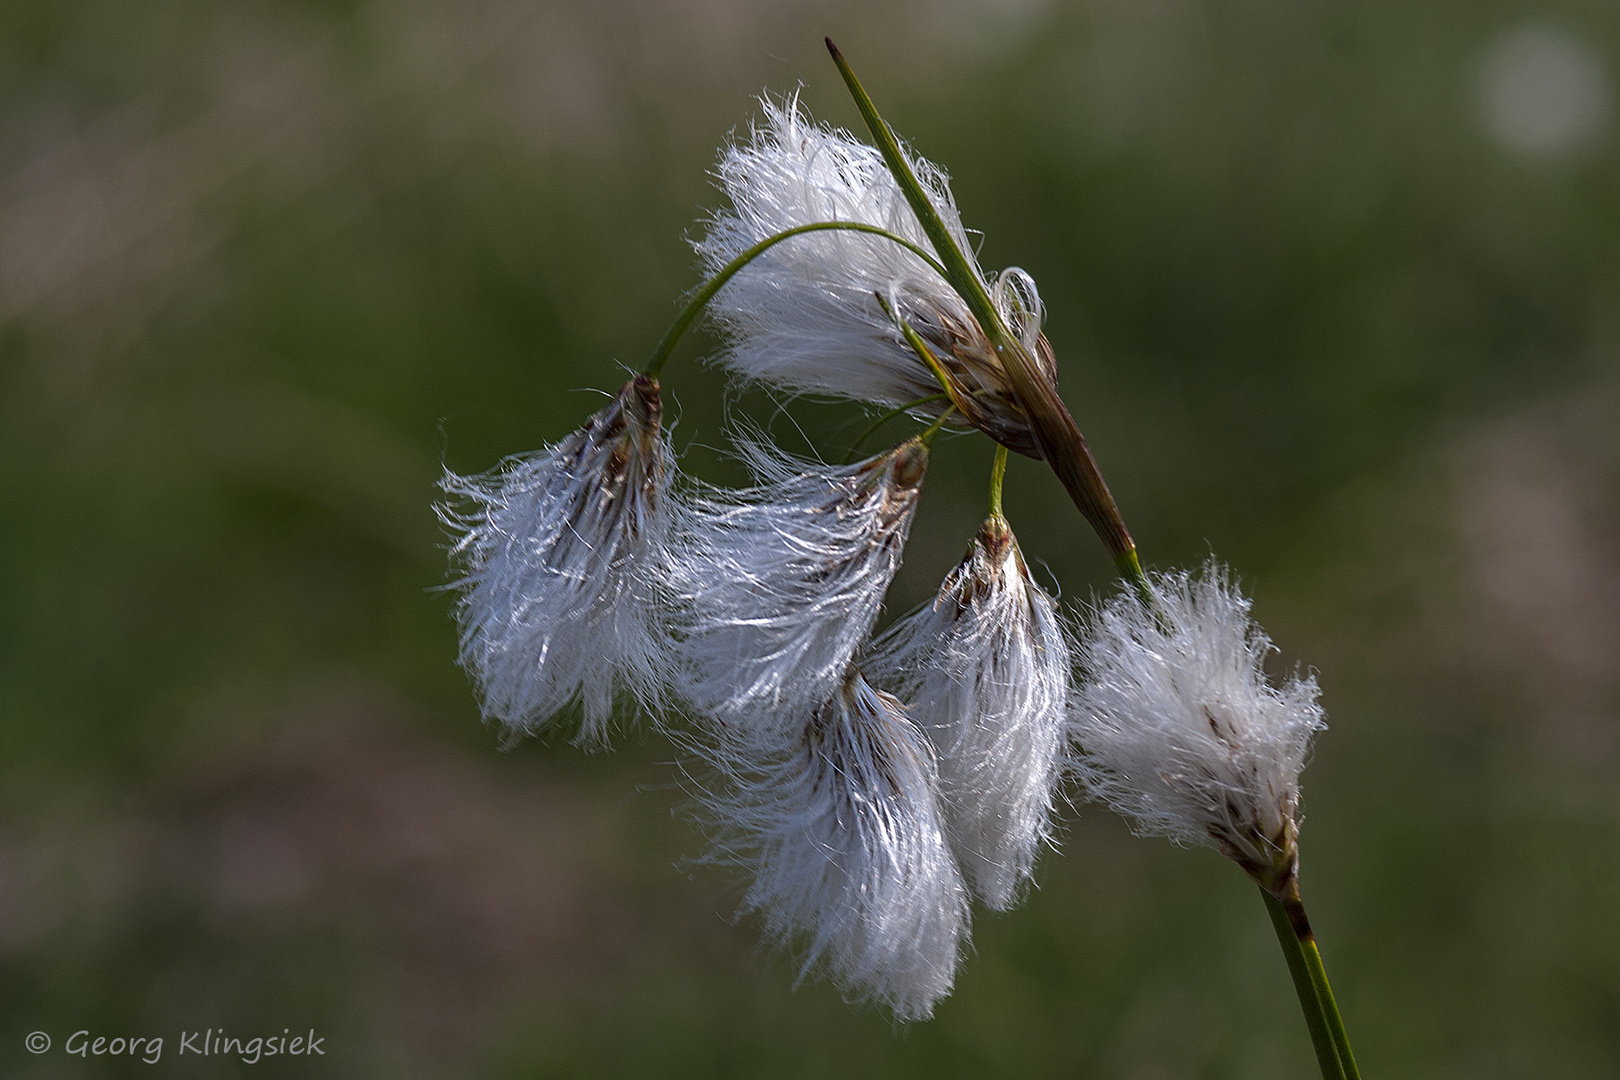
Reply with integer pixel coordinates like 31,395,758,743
439,40,1361,1075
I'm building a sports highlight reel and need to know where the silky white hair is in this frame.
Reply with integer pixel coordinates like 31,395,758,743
698,98,1054,455
1068,564,1325,894
439,376,671,747
696,668,970,1021
871,516,1071,910
667,437,927,737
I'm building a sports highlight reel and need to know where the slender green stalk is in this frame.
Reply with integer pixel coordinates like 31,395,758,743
1301,919,1362,1078
644,221,948,378
917,405,958,449
873,291,970,413
988,444,1008,519
827,39,1139,571
843,393,951,463
1117,546,1154,607
1262,888,1361,1080
825,40,1004,349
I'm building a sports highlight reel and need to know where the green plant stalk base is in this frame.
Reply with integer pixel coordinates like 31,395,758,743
1262,886,1362,1080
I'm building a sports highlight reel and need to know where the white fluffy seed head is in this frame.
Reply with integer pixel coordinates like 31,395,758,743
696,668,970,1021
439,375,671,747
698,97,1055,457
1068,564,1325,895
668,437,927,737
871,516,1072,910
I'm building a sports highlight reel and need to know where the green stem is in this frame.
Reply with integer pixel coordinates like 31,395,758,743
827,39,1138,570
1305,927,1362,1079
917,405,958,449
1262,887,1361,1080
873,291,961,402
825,40,1004,352
644,221,949,378
843,393,951,463
1116,545,1154,608
988,444,1008,519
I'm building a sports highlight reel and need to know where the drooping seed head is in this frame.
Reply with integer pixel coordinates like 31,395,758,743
439,375,671,746
669,437,927,736
696,668,970,1021
871,515,1072,909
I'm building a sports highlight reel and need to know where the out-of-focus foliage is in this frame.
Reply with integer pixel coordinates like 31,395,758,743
1,1,1617,1077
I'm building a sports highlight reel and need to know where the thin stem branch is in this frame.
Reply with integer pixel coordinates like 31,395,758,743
826,40,1002,347
873,291,963,403
644,221,949,378
988,444,1008,519
1299,915,1363,1079
917,405,958,449
827,39,1138,573
1117,546,1154,607
1262,887,1361,1080
842,393,951,463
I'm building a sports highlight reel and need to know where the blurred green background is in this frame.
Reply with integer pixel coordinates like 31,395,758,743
2,0,1617,1076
